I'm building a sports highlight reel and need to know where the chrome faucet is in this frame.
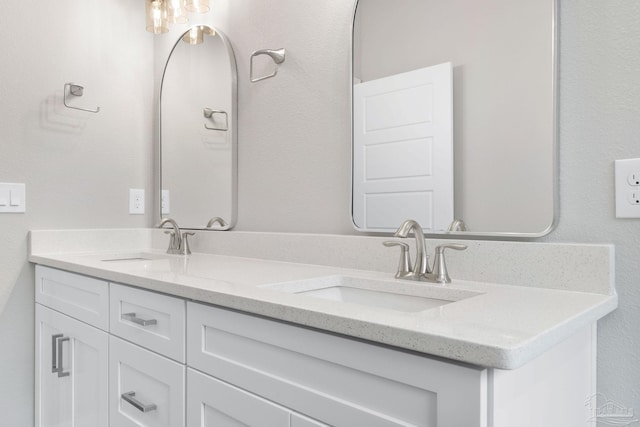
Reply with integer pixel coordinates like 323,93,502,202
386,219,468,284
393,219,430,277
158,218,182,254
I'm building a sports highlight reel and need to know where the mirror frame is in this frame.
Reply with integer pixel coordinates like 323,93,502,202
157,25,238,231
349,0,559,239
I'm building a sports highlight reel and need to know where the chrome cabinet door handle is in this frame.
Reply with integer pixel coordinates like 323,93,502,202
51,334,71,378
51,334,63,373
121,391,157,413
121,312,157,327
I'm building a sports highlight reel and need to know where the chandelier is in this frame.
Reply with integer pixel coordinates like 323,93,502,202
146,0,210,34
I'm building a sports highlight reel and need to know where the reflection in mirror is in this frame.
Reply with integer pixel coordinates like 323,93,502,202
160,25,237,230
352,0,556,236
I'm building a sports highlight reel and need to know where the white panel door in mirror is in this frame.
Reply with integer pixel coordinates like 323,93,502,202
353,63,453,232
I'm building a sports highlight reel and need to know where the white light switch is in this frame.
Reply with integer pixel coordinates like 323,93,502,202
10,190,21,206
615,158,640,218
0,183,25,213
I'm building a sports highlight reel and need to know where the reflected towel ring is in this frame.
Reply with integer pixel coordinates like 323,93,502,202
250,48,286,83
203,108,228,131
63,83,100,113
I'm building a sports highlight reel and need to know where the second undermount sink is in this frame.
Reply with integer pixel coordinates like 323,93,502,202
298,286,451,312
263,275,482,313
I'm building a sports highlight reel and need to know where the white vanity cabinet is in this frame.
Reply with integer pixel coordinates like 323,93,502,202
34,265,597,427
34,268,109,427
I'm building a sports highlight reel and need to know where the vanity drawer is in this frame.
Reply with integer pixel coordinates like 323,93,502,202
187,302,487,427
109,336,185,427
110,283,186,362
187,368,291,427
35,265,109,331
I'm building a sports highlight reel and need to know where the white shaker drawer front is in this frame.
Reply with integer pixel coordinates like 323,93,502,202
35,265,109,330
187,302,487,427
187,368,290,427
110,336,185,427
110,283,186,362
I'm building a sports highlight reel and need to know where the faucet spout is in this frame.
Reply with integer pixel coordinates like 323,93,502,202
393,219,429,276
158,217,182,254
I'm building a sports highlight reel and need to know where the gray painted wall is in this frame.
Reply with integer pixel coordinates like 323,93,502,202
0,0,638,424
547,0,640,413
0,0,153,424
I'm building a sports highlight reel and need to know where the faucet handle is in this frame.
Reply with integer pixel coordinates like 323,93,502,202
163,230,178,251
431,243,467,284
436,243,467,253
180,232,195,256
383,241,412,278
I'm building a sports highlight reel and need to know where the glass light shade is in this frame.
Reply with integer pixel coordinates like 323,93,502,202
167,0,188,24
182,26,204,45
184,0,210,14
146,0,169,34
182,26,217,44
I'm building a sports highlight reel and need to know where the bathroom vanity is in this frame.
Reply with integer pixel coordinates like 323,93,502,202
29,229,616,427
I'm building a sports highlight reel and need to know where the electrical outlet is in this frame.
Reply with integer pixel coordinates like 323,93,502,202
615,159,640,218
628,173,640,186
129,189,145,214
161,190,170,215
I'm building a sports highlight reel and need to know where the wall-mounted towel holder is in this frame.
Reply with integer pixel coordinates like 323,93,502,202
250,48,286,83
203,108,228,131
63,83,100,113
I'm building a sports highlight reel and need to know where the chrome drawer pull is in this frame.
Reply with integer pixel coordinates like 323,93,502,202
121,391,157,413
122,312,157,327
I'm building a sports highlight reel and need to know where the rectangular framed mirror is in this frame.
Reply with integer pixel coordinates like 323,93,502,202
352,0,557,237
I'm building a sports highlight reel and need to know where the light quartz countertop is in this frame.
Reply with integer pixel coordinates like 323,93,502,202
29,237,618,370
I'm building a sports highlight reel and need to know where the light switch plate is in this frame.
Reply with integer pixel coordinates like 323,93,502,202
615,158,640,218
161,190,170,215
0,183,25,213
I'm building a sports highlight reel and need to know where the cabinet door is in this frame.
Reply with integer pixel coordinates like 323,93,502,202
35,303,109,427
187,368,290,427
110,336,185,427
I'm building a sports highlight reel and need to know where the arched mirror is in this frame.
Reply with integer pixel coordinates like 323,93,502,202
160,25,237,230
352,0,557,237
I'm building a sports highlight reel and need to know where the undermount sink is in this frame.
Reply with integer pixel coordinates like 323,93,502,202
298,286,452,312
100,252,170,262
263,275,481,313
